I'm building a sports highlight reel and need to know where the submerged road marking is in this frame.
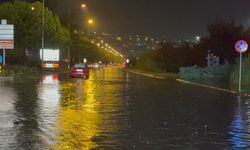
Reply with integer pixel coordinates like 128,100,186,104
127,70,167,79
176,79,250,97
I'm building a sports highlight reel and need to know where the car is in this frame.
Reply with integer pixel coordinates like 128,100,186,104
70,63,89,78
93,63,100,69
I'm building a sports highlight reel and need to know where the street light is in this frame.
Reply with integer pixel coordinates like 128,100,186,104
81,4,86,8
66,4,87,68
88,19,94,25
41,0,45,69
86,18,95,34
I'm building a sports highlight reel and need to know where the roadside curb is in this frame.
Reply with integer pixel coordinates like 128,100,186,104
126,69,167,79
126,69,250,97
126,70,250,97
176,79,250,97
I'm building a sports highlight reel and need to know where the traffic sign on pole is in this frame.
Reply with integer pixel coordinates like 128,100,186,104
235,40,248,53
235,40,248,93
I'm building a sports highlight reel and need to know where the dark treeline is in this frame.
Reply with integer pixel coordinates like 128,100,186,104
136,20,249,72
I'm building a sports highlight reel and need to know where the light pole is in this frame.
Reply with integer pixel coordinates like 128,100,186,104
41,0,45,69
67,4,88,68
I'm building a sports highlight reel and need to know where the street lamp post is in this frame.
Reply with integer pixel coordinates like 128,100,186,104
67,4,88,68
41,0,45,69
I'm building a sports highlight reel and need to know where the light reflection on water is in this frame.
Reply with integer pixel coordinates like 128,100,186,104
0,74,61,149
228,96,250,149
53,68,130,149
37,74,60,145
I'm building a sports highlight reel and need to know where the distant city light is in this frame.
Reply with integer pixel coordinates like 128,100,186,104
195,35,201,42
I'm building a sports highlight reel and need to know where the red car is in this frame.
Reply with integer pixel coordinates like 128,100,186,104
70,63,89,78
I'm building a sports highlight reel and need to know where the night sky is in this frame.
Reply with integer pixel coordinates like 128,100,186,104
83,0,250,40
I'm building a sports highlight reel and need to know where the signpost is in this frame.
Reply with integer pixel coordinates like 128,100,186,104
0,19,14,67
235,40,248,93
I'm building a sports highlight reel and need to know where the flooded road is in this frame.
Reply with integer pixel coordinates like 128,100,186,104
0,67,250,149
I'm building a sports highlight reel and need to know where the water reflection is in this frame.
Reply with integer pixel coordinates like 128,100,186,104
228,95,250,149
37,74,60,145
54,68,129,149
12,77,43,149
42,74,59,85
0,80,16,149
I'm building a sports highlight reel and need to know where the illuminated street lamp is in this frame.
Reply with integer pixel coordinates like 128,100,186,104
81,4,86,8
86,18,94,33
88,19,94,25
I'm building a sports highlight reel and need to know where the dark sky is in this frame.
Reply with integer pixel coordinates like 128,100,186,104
83,0,250,40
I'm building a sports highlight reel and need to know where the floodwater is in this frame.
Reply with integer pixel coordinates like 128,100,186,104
0,68,250,149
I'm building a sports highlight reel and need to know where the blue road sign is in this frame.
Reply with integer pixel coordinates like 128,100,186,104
235,40,248,53
0,55,2,63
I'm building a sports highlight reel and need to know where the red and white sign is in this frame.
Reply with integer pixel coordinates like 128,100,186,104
0,40,14,49
235,40,248,53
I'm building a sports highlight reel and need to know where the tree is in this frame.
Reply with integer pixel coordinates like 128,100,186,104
0,1,70,65
205,20,244,64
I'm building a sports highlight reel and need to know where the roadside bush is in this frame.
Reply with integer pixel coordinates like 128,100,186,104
230,57,250,85
0,65,40,77
179,61,232,81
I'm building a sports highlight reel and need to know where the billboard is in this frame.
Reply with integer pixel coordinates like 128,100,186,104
40,49,60,61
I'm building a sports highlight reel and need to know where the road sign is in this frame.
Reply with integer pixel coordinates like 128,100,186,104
234,40,248,93
0,40,14,49
0,55,2,63
235,40,248,53
0,22,14,49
